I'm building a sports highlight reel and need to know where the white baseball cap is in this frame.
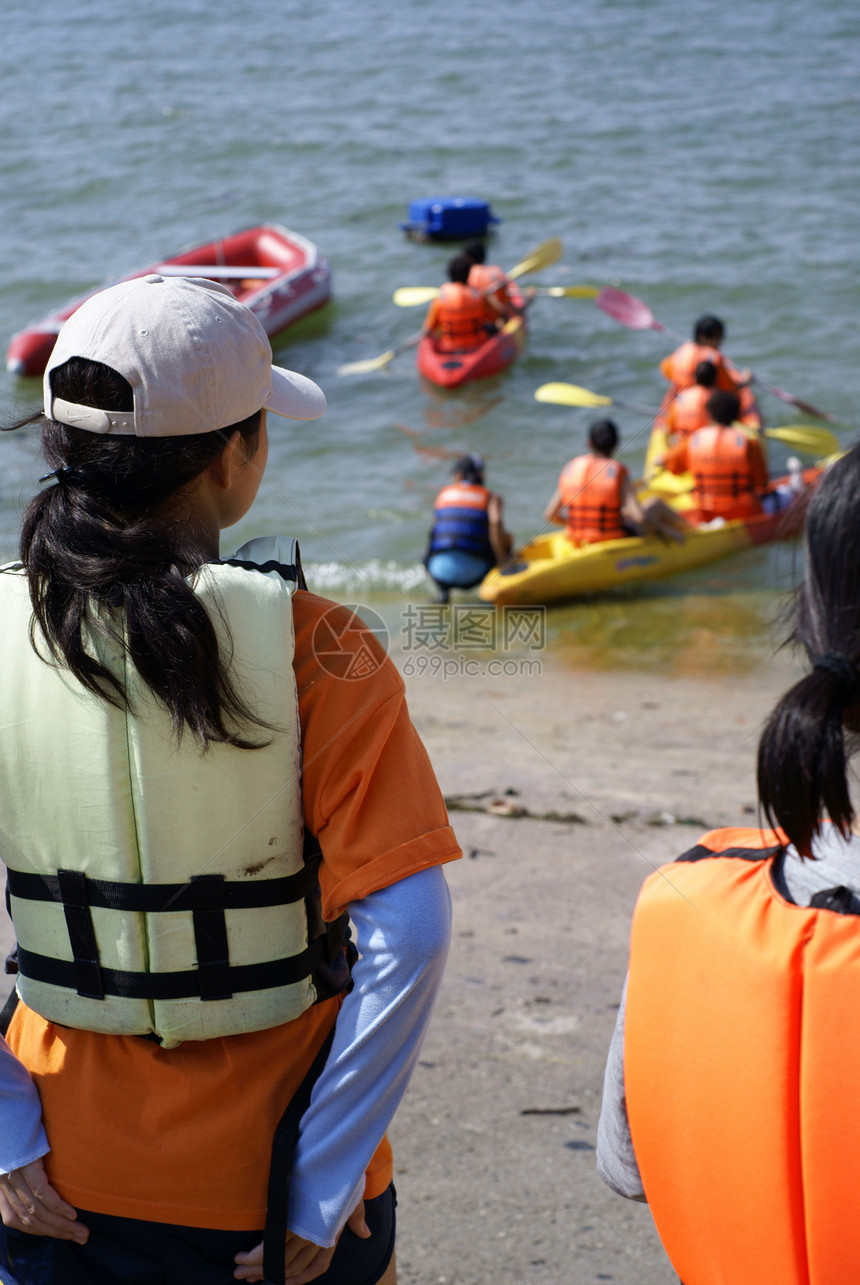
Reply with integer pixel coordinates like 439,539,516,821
43,274,326,436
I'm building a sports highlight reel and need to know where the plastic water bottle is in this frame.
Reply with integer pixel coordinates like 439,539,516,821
788,456,804,494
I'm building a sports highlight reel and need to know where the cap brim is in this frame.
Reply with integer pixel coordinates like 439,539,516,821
266,366,327,421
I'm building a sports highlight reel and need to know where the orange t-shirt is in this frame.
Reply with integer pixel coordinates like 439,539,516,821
7,590,460,1230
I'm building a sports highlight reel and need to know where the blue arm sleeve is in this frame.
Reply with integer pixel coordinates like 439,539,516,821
0,1028,50,1176
287,865,452,1246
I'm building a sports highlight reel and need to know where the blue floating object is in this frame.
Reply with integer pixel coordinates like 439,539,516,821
399,197,501,242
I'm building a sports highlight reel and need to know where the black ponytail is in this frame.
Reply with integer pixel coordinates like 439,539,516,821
12,357,270,750
757,443,860,855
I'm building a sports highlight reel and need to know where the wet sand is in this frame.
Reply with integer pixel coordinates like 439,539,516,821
390,644,802,1285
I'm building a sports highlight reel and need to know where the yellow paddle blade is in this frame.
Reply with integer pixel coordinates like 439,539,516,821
534,382,613,408
542,285,599,298
393,282,596,306
506,236,563,282
338,350,398,375
338,333,421,377
764,424,840,456
393,286,440,307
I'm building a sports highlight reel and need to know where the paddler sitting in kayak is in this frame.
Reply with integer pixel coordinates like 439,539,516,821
420,254,508,352
661,390,772,523
662,359,719,443
424,453,514,603
544,419,686,546
659,313,761,430
462,240,533,321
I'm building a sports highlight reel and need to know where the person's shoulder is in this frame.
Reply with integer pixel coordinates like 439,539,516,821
293,591,401,691
293,591,384,640
676,826,782,862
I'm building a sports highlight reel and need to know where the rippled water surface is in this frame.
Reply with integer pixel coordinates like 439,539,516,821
2,0,857,667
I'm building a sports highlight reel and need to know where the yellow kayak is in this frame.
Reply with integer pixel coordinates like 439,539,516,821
479,472,818,607
643,425,694,496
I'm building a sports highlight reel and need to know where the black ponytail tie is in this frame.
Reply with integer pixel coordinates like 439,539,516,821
39,466,81,487
813,652,860,701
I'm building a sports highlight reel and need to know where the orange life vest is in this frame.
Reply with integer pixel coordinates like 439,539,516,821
660,342,738,393
625,827,860,1285
687,425,761,519
468,263,512,313
559,455,627,544
434,282,492,351
665,384,712,440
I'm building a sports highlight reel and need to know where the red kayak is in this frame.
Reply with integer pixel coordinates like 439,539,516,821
6,223,332,378
417,303,527,390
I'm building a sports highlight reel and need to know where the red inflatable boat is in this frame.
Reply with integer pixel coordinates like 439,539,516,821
6,223,332,378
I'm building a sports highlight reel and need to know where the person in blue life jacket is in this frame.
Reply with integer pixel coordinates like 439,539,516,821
424,454,513,603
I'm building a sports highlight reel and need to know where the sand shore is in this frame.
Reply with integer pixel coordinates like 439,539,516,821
389,642,802,1285
0,637,803,1284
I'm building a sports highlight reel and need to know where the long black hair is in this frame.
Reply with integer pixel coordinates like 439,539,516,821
758,443,860,855
11,356,270,750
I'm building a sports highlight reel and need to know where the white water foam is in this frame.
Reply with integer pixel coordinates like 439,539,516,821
306,559,429,594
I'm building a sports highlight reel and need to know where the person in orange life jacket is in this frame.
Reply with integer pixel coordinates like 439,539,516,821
424,454,512,604
543,419,686,546
658,313,761,430
662,389,770,523
596,444,860,1285
420,254,507,352
662,359,718,443
0,277,459,1285
461,240,535,320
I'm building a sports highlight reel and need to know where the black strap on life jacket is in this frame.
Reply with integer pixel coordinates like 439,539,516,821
218,557,300,582
5,827,353,1010
7,854,329,1004
676,843,860,918
0,986,18,1038
675,842,782,864
263,1024,336,1285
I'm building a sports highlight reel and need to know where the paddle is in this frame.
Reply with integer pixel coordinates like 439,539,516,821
337,333,422,377
154,264,281,279
502,236,564,283
340,237,563,376
533,382,841,456
595,287,839,423
393,284,597,307
534,381,654,415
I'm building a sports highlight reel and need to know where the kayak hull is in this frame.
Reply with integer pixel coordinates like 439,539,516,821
7,223,332,378
479,474,818,607
417,312,526,389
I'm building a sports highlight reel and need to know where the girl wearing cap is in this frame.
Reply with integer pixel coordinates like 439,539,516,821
0,275,459,1285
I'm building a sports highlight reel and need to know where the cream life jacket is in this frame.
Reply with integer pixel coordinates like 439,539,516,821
0,537,350,1049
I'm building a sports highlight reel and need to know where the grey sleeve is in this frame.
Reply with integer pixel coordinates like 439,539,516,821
595,976,647,1201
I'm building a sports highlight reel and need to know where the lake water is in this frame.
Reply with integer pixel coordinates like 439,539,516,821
2,0,857,670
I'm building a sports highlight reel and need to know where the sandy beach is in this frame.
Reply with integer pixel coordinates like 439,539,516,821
388,640,803,1285
0,635,803,1285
